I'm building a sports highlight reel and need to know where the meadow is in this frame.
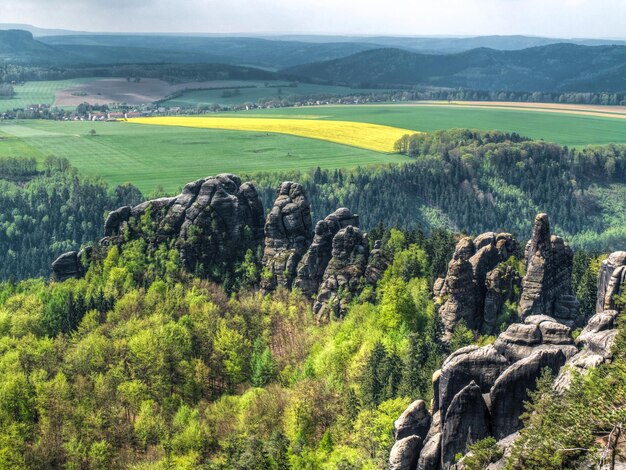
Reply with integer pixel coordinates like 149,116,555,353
0,120,408,193
0,79,97,112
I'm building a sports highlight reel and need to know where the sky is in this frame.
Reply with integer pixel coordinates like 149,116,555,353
2,0,626,38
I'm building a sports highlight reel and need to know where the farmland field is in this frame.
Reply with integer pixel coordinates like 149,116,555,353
2,103,626,194
230,103,626,147
0,78,388,111
0,79,98,112
159,83,388,107
126,116,414,152
0,120,408,193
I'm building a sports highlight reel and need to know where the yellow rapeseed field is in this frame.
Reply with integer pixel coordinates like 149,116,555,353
125,116,416,153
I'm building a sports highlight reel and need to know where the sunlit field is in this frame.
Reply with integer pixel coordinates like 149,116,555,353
126,116,416,153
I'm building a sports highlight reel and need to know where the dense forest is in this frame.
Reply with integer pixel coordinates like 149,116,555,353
0,63,275,85
0,157,142,281
284,44,626,92
249,130,626,253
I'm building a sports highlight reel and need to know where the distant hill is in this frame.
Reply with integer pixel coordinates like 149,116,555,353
267,34,626,53
39,35,376,69
0,30,240,66
0,29,73,65
0,23,88,37
284,44,626,92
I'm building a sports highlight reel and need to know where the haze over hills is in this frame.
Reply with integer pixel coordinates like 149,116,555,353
284,44,626,92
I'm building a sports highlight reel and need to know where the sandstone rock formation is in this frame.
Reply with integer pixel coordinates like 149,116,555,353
52,176,391,316
596,251,626,313
51,248,90,281
389,315,577,469
53,174,266,282
261,182,313,292
554,308,620,392
313,225,369,321
435,232,519,338
389,435,423,470
293,208,358,297
394,400,432,441
518,213,581,327
490,349,565,439
441,381,491,468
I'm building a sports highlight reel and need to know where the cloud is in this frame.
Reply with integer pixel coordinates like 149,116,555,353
2,0,626,38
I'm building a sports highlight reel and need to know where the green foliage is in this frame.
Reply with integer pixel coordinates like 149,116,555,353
463,437,503,469
449,320,475,352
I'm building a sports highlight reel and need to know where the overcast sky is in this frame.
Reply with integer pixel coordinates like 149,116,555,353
3,0,626,38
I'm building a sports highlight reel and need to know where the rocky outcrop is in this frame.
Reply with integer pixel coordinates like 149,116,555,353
518,214,581,327
493,315,577,363
490,349,566,439
53,174,266,282
313,226,369,321
394,400,432,441
483,266,520,334
435,232,518,338
554,308,620,392
261,182,313,292
441,381,491,468
390,315,578,469
438,345,509,418
389,435,423,470
52,176,390,313
596,251,626,314
293,208,358,297
51,248,90,282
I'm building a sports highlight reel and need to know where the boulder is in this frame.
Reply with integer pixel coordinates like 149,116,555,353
261,181,313,291
418,433,441,470
490,349,566,439
394,399,431,441
438,345,509,418
389,435,422,470
294,208,358,297
51,251,84,281
518,214,581,327
104,206,131,236
493,317,576,363
441,381,491,468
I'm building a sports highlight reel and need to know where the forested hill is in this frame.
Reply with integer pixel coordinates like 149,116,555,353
284,44,626,92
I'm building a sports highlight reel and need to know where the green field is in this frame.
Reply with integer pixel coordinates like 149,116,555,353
2,104,626,194
0,79,97,112
160,82,387,107
229,104,626,148
0,120,407,193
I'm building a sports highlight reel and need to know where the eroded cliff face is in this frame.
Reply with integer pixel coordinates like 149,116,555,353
518,213,581,327
53,173,266,281
434,232,519,338
390,247,626,470
260,181,314,292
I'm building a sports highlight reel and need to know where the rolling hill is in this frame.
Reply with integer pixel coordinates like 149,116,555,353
284,44,626,92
